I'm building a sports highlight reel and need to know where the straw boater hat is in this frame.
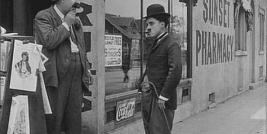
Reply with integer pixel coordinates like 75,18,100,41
145,4,170,19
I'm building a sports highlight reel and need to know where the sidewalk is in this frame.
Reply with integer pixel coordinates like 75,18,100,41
106,83,266,134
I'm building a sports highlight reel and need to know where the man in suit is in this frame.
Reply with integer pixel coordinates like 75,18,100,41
140,4,182,134
34,0,92,133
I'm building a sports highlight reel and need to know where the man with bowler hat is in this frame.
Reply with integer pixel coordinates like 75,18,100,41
139,4,182,134
34,0,92,133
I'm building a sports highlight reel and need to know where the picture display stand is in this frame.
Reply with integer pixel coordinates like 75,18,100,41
0,36,47,134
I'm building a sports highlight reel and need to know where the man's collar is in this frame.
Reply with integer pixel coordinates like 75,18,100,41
156,32,168,42
156,32,166,39
54,5,64,20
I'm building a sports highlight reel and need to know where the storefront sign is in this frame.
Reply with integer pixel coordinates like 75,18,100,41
79,0,95,112
116,98,136,122
196,0,234,66
76,2,93,52
196,31,234,66
105,35,122,66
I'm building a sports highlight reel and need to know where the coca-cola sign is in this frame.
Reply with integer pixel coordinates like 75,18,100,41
116,98,136,122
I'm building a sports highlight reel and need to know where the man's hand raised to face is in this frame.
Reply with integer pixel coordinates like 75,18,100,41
64,10,76,27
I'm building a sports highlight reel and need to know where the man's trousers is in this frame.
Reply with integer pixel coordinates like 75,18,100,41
141,90,175,134
45,53,83,134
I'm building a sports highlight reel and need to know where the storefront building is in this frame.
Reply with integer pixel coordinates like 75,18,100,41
0,0,266,133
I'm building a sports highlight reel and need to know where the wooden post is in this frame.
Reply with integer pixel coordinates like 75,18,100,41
79,0,105,134
187,0,193,78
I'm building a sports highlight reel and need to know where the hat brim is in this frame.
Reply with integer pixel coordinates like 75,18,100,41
144,13,170,19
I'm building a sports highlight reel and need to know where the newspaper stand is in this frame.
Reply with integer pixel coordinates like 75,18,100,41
0,36,47,134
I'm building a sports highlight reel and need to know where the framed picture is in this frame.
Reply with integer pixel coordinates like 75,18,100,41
9,40,41,92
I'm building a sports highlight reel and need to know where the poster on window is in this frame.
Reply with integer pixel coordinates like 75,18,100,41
7,95,30,134
105,35,122,67
116,98,136,122
9,40,42,92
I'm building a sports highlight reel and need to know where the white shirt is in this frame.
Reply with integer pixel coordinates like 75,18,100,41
54,5,79,53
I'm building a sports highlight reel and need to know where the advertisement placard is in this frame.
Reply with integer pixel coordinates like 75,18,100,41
116,98,136,122
105,35,122,67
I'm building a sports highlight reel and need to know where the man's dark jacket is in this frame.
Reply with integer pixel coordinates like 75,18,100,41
146,33,182,110
34,6,90,92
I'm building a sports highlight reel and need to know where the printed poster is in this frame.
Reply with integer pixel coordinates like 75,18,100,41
7,95,30,134
116,98,136,122
105,35,122,66
10,40,42,92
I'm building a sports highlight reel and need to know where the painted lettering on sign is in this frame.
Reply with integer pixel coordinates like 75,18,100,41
82,98,92,112
196,0,234,66
116,98,136,122
76,2,93,26
203,0,231,28
196,30,234,66
76,2,93,52
77,2,93,111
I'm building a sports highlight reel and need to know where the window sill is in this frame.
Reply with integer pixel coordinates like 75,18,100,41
259,51,264,55
235,50,248,56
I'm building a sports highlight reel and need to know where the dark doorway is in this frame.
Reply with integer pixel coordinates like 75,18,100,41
0,0,14,32
0,0,51,36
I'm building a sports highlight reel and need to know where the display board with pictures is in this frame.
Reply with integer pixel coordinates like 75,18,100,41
0,36,47,134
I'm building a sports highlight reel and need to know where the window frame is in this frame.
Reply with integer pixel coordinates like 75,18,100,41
259,7,265,54
235,8,247,53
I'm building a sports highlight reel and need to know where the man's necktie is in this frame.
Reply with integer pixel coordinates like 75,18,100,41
70,26,79,53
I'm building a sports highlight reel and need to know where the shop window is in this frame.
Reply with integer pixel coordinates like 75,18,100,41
235,8,247,51
169,1,189,79
105,0,142,96
259,9,265,53
104,1,191,130
105,0,190,95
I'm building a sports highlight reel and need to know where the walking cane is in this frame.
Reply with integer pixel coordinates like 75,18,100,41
148,81,172,133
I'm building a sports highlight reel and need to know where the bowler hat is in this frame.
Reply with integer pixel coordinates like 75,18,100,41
145,4,170,19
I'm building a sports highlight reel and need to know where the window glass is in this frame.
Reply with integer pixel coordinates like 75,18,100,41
105,0,141,95
236,9,247,51
169,0,187,79
143,0,188,79
105,0,189,96
259,12,265,52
